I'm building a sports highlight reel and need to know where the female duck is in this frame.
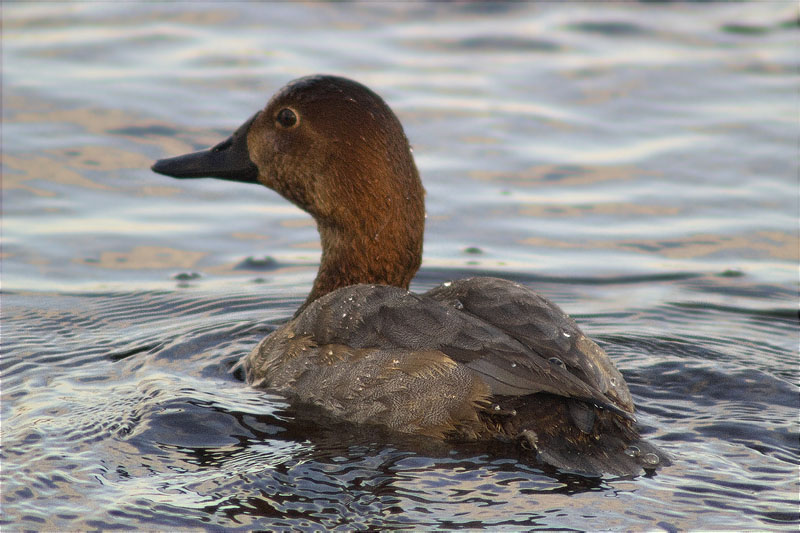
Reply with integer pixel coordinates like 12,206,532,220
152,75,665,476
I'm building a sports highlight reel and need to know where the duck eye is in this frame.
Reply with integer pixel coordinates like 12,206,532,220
276,108,298,128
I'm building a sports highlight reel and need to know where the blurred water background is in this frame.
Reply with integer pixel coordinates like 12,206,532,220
2,2,798,531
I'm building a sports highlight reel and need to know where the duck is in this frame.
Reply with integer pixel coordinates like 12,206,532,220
152,74,666,476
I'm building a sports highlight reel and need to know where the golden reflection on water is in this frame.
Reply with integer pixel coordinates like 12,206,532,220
4,154,114,196
470,163,647,187
536,135,709,165
576,78,645,106
5,217,186,237
3,149,182,198
516,202,680,218
2,5,233,31
230,232,272,241
60,145,153,171
77,246,206,270
291,240,323,250
5,93,216,156
3,95,192,197
12,106,145,135
522,230,797,261
279,218,316,229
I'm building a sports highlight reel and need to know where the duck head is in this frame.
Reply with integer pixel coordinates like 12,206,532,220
152,75,426,309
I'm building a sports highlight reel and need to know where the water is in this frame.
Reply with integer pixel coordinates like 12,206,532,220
2,2,798,530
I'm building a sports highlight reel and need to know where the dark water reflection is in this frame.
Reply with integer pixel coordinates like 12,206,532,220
3,1,798,531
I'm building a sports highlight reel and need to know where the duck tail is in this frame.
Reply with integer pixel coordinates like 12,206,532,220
483,394,669,477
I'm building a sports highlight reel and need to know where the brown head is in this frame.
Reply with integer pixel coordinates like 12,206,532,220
152,75,426,310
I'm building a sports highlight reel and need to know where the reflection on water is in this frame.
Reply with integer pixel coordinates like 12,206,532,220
2,276,797,530
2,1,798,531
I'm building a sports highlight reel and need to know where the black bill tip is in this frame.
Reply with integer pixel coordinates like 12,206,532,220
151,112,260,184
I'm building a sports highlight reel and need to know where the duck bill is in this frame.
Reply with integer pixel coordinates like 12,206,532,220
151,112,260,183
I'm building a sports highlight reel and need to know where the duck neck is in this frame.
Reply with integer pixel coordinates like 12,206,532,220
301,204,424,312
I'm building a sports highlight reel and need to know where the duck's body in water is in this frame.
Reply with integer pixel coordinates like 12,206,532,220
152,75,667,476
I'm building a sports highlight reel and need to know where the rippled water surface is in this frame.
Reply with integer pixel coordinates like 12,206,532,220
3,2,798,531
